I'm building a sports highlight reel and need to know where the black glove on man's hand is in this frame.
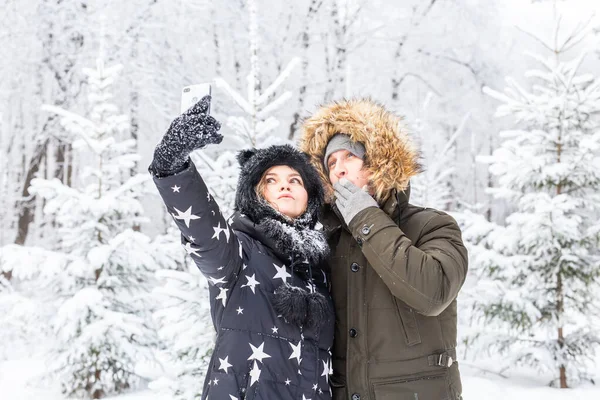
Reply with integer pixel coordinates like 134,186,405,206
149,95,223,177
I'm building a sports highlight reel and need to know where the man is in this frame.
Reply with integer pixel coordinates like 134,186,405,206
300,98,468,400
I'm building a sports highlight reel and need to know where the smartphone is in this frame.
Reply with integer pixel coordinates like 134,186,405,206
180,83,212,114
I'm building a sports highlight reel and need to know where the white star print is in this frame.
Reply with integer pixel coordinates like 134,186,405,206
218,356,232,373
285,378,291,385
171,185,180,193
229,396,238,400
171,206,200,228
183,242,201,257
212,222,231,242
272,263,291,283
218,266,224,270
213,378,219,385
249,361,261,386
216,287,228,307
321,360,329,383
239,241,243,259
288,341,301,364
312,383,318,390
302,394,311,400
319,389,323,394
188,235,195,241
329,357,333,375
271,326,278,334
242,263,247,270
236,306,244,314
241,274,260,294
208,276,227,286
248,342,271,363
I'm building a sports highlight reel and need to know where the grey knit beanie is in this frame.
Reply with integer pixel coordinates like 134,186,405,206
323,134,366,172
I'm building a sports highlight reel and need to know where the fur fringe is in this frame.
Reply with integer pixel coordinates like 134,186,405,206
273,284,331,329
299,97,423,204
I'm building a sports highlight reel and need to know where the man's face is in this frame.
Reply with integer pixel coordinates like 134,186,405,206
326,149,372,189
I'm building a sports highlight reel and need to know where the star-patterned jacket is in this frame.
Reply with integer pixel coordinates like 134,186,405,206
153,161,335,400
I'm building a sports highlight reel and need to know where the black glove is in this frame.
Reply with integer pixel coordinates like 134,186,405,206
149,95,223,177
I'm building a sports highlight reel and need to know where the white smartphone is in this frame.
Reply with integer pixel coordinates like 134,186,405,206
180,83,212,114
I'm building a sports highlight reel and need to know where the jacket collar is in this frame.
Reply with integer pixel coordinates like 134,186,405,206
383,182,410,221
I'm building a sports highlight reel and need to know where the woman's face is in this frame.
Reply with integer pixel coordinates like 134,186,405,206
260,165,308,219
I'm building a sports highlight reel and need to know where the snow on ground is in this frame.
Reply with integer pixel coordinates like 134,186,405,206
460,363,600,400
1,357,599,400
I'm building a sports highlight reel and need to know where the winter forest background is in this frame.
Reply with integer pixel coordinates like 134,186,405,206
1,0,600,399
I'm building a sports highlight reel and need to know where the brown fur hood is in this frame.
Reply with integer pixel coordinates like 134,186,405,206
299,98,422,204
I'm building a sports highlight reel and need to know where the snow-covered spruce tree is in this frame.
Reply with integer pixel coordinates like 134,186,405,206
470,22,600,387
27,58,168,399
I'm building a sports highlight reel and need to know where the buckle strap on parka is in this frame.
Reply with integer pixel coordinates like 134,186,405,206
428,348,457,368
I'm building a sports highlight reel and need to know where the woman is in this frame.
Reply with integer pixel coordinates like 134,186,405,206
149,96,334,400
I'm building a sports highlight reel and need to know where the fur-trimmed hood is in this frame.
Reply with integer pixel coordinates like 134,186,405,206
299,98,422,204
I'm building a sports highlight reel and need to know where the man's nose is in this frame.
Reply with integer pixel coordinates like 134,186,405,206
333,162,346,177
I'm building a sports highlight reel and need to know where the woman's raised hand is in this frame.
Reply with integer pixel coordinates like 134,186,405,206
149,95,223,177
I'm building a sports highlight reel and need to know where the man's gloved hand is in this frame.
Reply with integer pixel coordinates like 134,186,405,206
149,95,222,177
333,178,378,225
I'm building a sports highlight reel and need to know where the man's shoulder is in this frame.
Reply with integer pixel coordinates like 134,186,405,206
403,203,457,236
404,203,446,219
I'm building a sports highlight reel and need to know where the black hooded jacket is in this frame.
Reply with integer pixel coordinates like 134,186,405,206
152,145,335,400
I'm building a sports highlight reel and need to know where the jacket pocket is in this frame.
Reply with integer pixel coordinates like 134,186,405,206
393,297,422,346
372,372,448,400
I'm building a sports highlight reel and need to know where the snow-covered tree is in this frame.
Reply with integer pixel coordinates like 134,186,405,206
5,58,170,399
467,20,600,388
